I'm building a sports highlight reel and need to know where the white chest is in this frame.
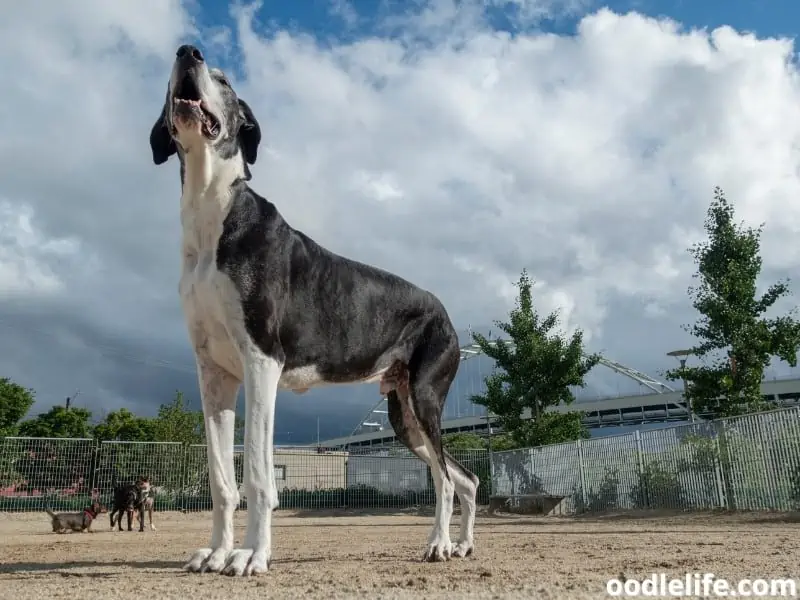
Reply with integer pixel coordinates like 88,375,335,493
180,252,244,379
179,177,243,378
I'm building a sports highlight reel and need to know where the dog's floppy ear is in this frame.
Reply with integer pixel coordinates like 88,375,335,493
238,98,261,166
150,103,177,165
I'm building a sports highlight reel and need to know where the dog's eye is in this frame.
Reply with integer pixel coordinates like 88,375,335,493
218,77,230,87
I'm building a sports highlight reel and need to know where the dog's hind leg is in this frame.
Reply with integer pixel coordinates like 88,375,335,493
386,326,478,561
442,447,479,557
183,358,241,574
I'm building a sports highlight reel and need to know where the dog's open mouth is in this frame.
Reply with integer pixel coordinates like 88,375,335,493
172,73,220,139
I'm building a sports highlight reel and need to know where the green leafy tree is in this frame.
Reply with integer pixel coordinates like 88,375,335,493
94,408,156,441
0,377,36,437
470,270,600,448
665,187,800,417
152,391,205,445
18,405,93,438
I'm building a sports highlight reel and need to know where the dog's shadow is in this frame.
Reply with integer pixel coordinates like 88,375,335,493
0,560,184,574
0,556,327,575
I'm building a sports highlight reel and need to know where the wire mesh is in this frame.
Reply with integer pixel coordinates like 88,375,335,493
0,437,96,511
94,441,185,510
178,444,452,511
486,406,800,516
449,448,492,505
2,405,798,515
716,407,800,511
577,433,640,512
637,421,723,510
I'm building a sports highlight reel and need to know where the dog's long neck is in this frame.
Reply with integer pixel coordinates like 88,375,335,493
179,147,245,254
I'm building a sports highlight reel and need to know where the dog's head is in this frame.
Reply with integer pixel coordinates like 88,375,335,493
135,475,152,495
149,44,261,179
89,500,107,515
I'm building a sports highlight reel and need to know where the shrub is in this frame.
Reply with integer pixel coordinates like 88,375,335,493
631,461,685,509
572,468,620,513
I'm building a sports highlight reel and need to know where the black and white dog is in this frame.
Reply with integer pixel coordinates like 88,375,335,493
149,44,478,577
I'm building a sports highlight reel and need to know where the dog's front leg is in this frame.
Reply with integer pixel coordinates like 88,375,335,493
221,344,282,576
183,358,241,574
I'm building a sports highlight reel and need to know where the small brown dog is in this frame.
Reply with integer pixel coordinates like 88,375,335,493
46,500,107,533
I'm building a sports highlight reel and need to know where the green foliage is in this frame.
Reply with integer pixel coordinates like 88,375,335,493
0,377,36,437
151,391,205,445
573,468,620,513
677,433,719,475
442,432,487,450
94,408,156,441
18,406,93,438
487,433,521,451
631,460,685,509
666,187,800,418
470,269,600,448
503,412,590,449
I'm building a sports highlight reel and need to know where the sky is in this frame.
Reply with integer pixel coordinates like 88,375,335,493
3,0,800,444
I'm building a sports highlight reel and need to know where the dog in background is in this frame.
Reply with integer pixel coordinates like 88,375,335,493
133,493,156,531
109,475,151,532
46,500,106,533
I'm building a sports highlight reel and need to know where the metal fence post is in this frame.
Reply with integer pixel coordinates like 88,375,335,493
633,430,645,507
89,438,100,497
713,432,726,509
717,420,736,510
576,439,588,507
180,443,189,512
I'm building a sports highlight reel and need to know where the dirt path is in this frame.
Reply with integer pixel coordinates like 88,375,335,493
0,510,796,599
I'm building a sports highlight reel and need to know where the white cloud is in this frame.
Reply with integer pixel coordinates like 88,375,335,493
0,202,80,296
234,6,800,342
4,0,800,418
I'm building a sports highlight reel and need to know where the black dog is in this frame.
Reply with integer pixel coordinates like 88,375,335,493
109,475,151,532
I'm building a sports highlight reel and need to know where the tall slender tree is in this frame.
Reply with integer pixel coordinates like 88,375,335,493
666,187,800,417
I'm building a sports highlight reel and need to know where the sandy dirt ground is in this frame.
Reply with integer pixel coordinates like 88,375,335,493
0,508,797,599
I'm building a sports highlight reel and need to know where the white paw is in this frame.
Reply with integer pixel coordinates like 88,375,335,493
452,539,474,558
184,547,231,573
150,524,156,531
184,548,213,572
422,536,453,562
221,548,270,576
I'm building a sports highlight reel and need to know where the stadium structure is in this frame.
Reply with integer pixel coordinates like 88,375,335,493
317,341,800,449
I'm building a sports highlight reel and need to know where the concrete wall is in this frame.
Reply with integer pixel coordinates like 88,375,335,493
273,449,347,491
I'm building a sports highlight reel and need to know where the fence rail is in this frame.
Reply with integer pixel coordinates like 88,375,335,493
0,406,797,514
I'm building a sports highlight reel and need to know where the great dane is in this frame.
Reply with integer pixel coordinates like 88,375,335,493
149,44,478,576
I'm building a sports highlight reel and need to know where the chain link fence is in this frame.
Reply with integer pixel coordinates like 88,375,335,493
490,406,800,514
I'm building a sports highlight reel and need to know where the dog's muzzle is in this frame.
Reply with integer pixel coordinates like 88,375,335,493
170,45,221,139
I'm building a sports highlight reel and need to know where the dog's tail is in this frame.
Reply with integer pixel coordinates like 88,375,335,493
45,505,57,518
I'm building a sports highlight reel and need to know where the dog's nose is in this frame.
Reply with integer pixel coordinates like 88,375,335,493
176,44,204,64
